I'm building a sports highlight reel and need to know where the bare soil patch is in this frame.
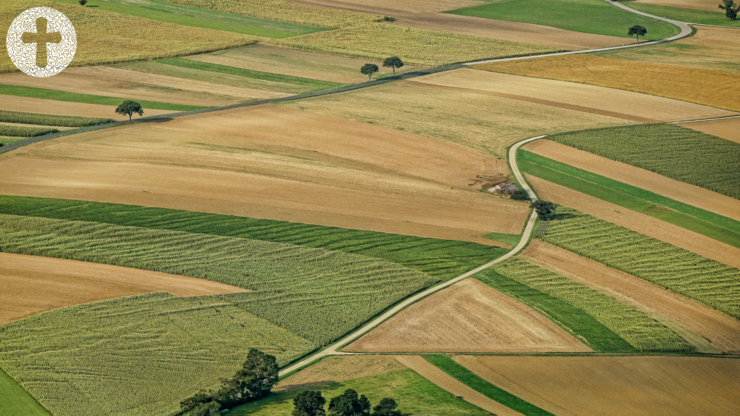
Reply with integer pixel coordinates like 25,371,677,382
521,240,740,353
394,355,524,416
275,356,406,392
0,252,247,325
0,105,529,243
454,355,740,416
344,278,591,353
523,139,740,222
632,0,721,12
0,95,173,121
681,117,740,144
527,175,740,269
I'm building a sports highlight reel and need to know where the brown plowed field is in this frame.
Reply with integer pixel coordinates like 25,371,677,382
344,278,591,353
474,55,740,112
0,105,529,243
0,95,173,121
275,356,407,392
454,355,740,416
523,139,740,222
290,0,626,49
681,117,740,144
0,252,247,325
394,355,524,416
526,175,740,269
521,240,740,353
414,68,733,121
633,0,722,12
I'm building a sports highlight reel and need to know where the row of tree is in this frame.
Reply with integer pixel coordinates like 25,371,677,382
293,389,401,416
361,57,404,81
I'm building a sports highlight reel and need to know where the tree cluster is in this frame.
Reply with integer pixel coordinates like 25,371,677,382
179,349,279,415
360,57,405,80
293,389,401,416
531,200,556,221
719,0,739,20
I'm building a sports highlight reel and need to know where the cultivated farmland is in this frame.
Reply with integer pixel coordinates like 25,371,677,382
0,110,113,127
0,95,173,121
0,368,49,416
344,278,591,353
0,252,247,325
274,356,407,392
681,117,740,144
633,0,725,12
453,356,740,416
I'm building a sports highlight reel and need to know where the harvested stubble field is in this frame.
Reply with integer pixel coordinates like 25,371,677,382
274,356,406,392
492,258,691,352
0,292,316,416
681,117,740,144
0,1,257,73
0,252,247,325
280,81,633,158
271,24,559,66
539,207,740,320
521,240,740,353
344,278,591,353
0,95,173,121
474,55,740,112
0,105,529,242
453,356,740,416
548,124,740,200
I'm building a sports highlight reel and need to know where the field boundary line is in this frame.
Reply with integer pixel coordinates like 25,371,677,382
671,114,740,124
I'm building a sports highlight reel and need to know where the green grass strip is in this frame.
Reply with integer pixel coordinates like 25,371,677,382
0,196,505,280
474,269,637,353
627,2,740,27
0,125,58,137
483,232,521,246
0,367,50,416
422,355,555,416
0,84,205,112
0,110,114,127
518,150,740,249
157,58,345,90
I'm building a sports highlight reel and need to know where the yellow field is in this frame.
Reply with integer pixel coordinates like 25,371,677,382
0,1,257,73
474,55,740,112
271,24,559,66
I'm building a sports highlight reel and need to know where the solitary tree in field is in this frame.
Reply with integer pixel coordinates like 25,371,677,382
115,100,143,124
628,25,647,43
719,0,739,20
78,0,88,5
531,200,556,221
361,63,379,81
293,391,326,416
328,389,371,416
382,57,404,76
371,398,401,416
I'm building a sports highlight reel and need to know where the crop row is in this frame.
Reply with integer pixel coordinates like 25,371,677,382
492,257,691,352
548,124,740,199
0,110,114,127
0,124,57,137
0,292,315,416
538,207,740,319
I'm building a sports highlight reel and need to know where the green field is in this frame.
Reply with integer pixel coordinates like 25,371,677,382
0,84,206,112
492,258,691,352
423,355,554,416
0,110,114,127
518,150,740,249
627,2,740,27
548,124,740,200
0,292,315,416
0,368,50,416
446,0,679,40
539,207,740,320
0,138,27,146
230,369,487,416
50,0,324,37
0,125,57,137
484,232,521,246
0,196,505,281
474,271,637,352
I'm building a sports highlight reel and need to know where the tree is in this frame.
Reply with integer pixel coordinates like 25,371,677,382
78,0,88,5
628,25,647,43
719,0,739,20
328,389,371,416
510,189,529,201
360,64,379,81
371,398,401,416
214,348,280,408
115,100,143,124
293,391,326,416
190,401,221,416
531,200,556,221
382,57,404,76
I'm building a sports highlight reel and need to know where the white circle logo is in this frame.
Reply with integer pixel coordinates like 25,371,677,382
6,7,77,77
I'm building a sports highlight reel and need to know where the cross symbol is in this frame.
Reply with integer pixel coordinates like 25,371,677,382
21,17,62,69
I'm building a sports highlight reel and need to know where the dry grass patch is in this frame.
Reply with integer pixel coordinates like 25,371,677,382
0,252,247,325
474,55,740,112
344,278,591,353
681,117,740,144
633,0,721,12
0,95,173,121
275,356,406,392
454,356,740,416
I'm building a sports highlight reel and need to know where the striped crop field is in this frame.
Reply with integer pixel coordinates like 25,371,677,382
0,125,57,137
538,207,740,320
492,258,691,352
0,110,113,127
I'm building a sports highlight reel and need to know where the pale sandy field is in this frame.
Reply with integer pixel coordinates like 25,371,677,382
681,117,740,143
633,0,722,12
523,139,740,222
0,252,247,325
527,175,740,269
275,356,406,392
521,240,740,353
454,355,740,416
0,105,529,243
0,95,173,121
344,278,591,353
